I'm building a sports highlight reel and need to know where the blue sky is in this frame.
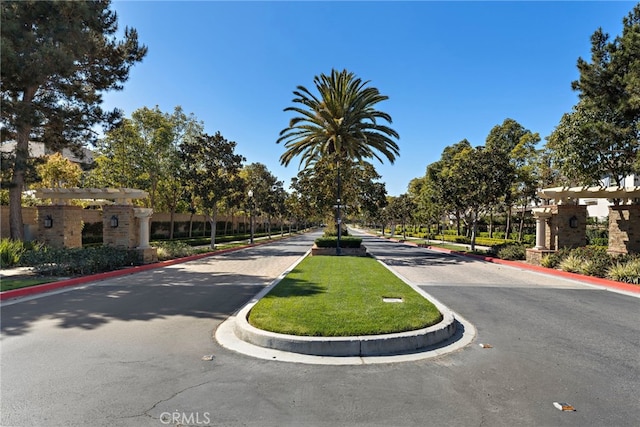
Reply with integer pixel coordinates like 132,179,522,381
103,1,635,196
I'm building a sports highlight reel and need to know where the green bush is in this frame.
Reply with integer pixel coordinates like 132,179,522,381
570,246,612,277
559,254,584,273
0,238,25,267
322,222,349,237
315,236,362,248
586,228,608,246
607,258,640,284
540,254,555,268
21,245,139,276
541,247,573,269
495,243,526,261
155,241,198,260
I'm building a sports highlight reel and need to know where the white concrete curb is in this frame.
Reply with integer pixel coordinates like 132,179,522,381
215,250,475,363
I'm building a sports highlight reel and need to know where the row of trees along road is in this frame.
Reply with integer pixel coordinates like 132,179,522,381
397,4,639,252
2,2,637,249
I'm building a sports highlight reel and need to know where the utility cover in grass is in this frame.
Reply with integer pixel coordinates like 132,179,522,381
248,256,442,337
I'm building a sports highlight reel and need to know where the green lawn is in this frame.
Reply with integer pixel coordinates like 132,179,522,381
1,277,55,292
248,255,442,337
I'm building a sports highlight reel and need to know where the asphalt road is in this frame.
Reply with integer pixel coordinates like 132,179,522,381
1,230,639,427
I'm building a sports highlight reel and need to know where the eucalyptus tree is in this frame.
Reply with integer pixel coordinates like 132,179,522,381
546,4,640,189
240,163,281,237
484,118,538,239
180,132,245,248
1,0,146,240
277,69,399,252
450,145,510,251
386,194,416,240
426,140,473,236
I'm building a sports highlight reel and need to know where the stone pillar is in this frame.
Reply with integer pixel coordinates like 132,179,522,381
134,208,157,264
548,204,587,250
526,208,554,266
102,205,136,249
533,211,551,250
134,208,153,249
608,205,640,255
37,205,83,248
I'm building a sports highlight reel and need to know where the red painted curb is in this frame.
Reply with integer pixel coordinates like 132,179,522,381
0,238,278,301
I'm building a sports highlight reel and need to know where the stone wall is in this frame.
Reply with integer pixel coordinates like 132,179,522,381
608,205,640,255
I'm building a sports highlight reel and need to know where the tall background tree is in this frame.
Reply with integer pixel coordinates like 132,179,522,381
277,69,399,251
1,0,147,240
484,118,538,240
180,131,245,248
546,4,640,188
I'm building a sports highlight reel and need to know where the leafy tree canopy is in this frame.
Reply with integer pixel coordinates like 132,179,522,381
546,4,640,187
1,0,147,239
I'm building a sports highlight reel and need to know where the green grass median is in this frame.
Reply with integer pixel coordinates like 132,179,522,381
248,255,442,337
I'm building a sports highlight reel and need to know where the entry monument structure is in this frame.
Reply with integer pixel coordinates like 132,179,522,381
33,188,157,264
527,185,640,265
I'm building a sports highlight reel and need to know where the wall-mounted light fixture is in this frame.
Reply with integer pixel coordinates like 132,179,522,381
43,215,53,229
569,215,578,229
110,215,119,228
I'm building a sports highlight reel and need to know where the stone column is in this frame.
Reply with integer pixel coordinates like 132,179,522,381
134,208,157,264
37,205,83,248
134,208,153,249
531,208,553,250
533,212,551,250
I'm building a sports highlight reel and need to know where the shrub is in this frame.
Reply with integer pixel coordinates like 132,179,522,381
155,241,198,260
541,247,573,269
22,245,139,276
0,238,25,268
559,254,584,273
607,258,640,284
540,254,556,268
495,243,526,261
322,222,349,237
586,228,608,246
315,236,362,248
570,246,612,277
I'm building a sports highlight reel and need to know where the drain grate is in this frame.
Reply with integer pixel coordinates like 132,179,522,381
382,297,404,303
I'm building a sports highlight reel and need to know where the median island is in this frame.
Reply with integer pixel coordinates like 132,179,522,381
248,255,442,337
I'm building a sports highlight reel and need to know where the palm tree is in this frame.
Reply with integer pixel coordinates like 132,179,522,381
277,69,399,253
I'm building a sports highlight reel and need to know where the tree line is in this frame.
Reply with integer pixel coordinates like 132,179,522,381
1,1,638,252
382,4,639,250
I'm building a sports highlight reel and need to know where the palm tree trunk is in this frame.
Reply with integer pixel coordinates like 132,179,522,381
336,159,342,255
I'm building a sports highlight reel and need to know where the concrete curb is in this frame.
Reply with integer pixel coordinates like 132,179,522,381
233,301,457,357
229,252,459,357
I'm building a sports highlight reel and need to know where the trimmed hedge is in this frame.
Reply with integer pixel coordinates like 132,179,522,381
315,236,362,248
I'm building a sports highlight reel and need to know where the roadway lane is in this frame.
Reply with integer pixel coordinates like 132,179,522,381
356,231,640,427
1,232,317,427
2,230,639,426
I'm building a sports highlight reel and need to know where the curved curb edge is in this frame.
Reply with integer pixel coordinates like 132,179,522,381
219,250,469,360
